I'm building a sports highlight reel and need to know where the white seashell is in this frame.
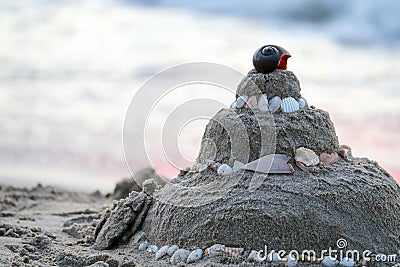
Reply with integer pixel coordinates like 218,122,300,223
236,95,249,108
217,164,233,176
186,248,203,263
247,250,264,262
298,97,308,109
167,245,179,256
131,230,146,244
245,95,257,109
147,245,158,253
204,244,225,257
230,101,237,109
258,94,269,112
321,256,339,267
295,147,320,167
286,253,298,267
281,97,300,113
138,241,148,251
155,245,169,260
267,252,284,262
232,160,245,172
339,257,355,267
170,249,190,265
268,96,281,113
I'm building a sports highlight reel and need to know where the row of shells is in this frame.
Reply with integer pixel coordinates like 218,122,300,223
137,239,359,267
230,94,308,113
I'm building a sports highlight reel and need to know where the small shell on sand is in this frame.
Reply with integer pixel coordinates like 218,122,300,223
281,97,300,113
298,97,308,109
155,245,169,260
186,248,203,263
247,250,264,262
319,152,340,165
339,257,355,267
147,245,158,253
258,94,269,112
167,245,179,256
207,160,221,171
245,95,258,109
230,100,237,109
295,147,320,167
232,160,245,172
321,256,339,267
286,253,298,267
131,230,146,244
236,95,249,108
170,249,190,265
338,145,353,161
225,246,244,257
269,96,281,113
217,164,233,176
138,241,148,251
241,154,295,174
204,244,225,257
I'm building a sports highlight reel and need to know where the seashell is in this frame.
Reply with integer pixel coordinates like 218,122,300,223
274,45,291,70
286,253,298,267
241,154,295,174
338,145,353,161
268,96,281,113
138,241,148,251
245,95,258,109
147,245,158,253
253,46,280,74
321,256,339,267
298,97,308,109
258,94,269,112
131,230,146,244
167,245,179,256
319,152,340,165
170,249,190,265
224,246,244,257
204,244,225,257
295,147,320,167
247,250,264,262
186,248,203,263
217,164,233,176
230,100,237,109
339,257,355,267
206,160,221,171
236,95,249,108
199,165,208,174
232,160,245,172
281,97,300,113
267,252,285,262
155,245,169,260
300,255,321,263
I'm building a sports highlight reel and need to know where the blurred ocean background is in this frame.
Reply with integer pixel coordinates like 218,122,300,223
0,0,399,192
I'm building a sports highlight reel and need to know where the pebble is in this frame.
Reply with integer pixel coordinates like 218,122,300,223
186,248,203,263
247,250,264,262
147,245,158,253
339,257,355,267
155,245,169,260
167,245,179,256
138,241,148,251
217,164,233,176
321,256,339,267
170,249,190,265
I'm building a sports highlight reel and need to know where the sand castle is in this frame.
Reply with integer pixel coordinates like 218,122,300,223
93,46,400,265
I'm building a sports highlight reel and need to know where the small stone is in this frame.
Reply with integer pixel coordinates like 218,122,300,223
131,230,145,244
155,245,169,260
247,250,264,262
147,245,158,253
217,164,233,176
339,257,355,267
138,241,148,251
170,249,190,265
186,249,203,263
321,256,339,267
89,261,109,267
167,245,179,256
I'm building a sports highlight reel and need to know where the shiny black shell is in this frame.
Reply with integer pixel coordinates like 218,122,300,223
252,45,280,74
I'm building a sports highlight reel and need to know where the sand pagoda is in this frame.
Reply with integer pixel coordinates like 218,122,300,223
93,46,400,263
